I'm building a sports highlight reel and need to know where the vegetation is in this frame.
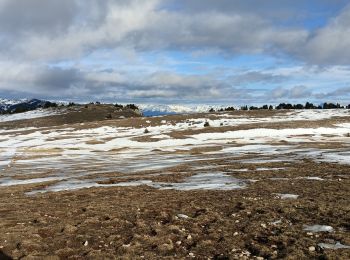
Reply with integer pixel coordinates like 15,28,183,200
210,102,350,112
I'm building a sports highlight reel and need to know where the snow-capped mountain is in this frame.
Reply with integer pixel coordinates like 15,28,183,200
0,98,56,114
139,104,228,116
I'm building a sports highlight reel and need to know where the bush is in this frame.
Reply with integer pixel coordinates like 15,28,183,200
126,104,139,110
144,128,150,133
204,121,210,127
115,103,124,109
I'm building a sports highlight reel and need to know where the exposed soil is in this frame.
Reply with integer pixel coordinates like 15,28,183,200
0,160,349,259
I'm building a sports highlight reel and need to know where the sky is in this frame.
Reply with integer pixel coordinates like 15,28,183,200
0,0,350,105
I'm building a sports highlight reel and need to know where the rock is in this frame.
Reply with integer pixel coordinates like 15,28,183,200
189,252,195,257
261,223,267,229
308,246,316,252
177,214,189,219
187,235,192,240
234,232,239,236
84,241,89,247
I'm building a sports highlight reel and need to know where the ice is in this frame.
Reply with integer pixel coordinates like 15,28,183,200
153,172,245,191
303,225,334,232
318,242,350,250
275,193,299,199
299,177,324,181
0,176,66,186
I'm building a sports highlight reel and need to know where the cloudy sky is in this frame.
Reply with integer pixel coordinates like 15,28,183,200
0,0,350,105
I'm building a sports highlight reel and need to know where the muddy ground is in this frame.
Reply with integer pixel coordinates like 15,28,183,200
0,160,349,259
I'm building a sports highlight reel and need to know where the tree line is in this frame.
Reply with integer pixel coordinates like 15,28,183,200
210,102,350,112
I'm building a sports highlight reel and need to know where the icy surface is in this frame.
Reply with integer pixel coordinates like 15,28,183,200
275,193,299,199
303,225,334,232
154,172,245,191
318,242,350,250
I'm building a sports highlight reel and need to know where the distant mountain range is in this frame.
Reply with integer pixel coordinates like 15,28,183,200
0,98,57,114
139,104,227,116
0,99,226,116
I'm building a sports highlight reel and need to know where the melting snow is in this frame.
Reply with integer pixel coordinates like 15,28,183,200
303,225,334,232
318,242,350,250
275,193,299,199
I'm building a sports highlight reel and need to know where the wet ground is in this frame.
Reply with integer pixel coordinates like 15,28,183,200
0,109,349,259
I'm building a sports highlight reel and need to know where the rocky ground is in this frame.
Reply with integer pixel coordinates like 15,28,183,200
0,109,349,259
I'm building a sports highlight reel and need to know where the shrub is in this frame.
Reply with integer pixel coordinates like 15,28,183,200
126,104,139,110
204,121,210,127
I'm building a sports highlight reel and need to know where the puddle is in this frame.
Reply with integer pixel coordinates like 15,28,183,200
303,225,334,232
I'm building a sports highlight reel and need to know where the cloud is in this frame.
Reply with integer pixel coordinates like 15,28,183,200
315,86,350,99
0,1,350,103
270,86,312,100
0,0,348,65
301,5,350,65
230,71,287,85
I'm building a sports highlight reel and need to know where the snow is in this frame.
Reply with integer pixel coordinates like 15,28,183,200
318,242,350,250
303,225,334,232
0,109,60,122
1,109,350,193
154,172,245,191
275,193,299,199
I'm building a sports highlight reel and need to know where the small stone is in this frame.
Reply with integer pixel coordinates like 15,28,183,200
176,241,182,246
177,214,189,219
308,246,316,252
261,223,267,229
187,235,192,240
233,232,239,236
256,257,264,260
235,220,240,223
306,232,313,236
84,241,88,247
189,252,195,258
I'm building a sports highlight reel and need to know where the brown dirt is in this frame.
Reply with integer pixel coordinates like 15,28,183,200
0,160,349,259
